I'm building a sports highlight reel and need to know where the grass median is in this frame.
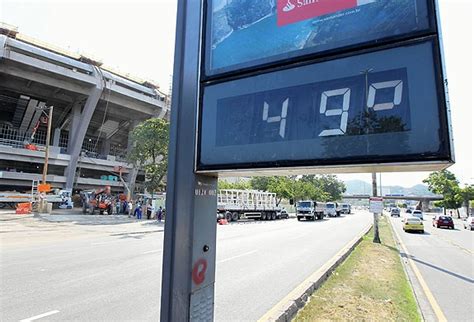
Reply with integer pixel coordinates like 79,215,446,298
294,215,420,321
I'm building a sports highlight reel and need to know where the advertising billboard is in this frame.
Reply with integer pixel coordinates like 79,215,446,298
205,0,432,76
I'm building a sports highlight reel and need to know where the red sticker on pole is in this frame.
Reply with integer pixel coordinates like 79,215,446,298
277,0,359,26
192,258,208,285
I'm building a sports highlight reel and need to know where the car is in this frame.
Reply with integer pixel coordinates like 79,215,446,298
406,208,413,214
278,209,289,219
390,208,401,217
403,217,424,233
412,210,423,220
463,217,474,230
432,215,454,229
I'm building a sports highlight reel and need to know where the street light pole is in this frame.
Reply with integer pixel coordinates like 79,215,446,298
42,106,53,184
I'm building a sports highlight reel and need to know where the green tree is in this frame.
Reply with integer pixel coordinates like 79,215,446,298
459,184,474,216
218,179,251,190
301,174,346,201
128,118,169,194
423,170,462,214
249,176,274,191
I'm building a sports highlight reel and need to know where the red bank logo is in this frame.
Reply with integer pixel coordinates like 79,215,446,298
277,0,359,26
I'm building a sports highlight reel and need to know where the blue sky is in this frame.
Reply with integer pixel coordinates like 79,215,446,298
1,0,472,187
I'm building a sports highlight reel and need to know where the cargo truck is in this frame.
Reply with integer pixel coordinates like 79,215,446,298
217,189,286,222
296,200,325,221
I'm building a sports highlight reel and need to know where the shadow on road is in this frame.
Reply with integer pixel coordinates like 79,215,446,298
406,255,474,284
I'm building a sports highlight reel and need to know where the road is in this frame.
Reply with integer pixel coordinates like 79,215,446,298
1,210,371,321
390,214,474,321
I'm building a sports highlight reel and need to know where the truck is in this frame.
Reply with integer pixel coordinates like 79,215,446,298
296,200,325,221
324,202,342,217
217,189,285,222
340,203,352,214
0,189,72,209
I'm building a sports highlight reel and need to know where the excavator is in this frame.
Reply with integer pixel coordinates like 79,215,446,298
81,185,113,215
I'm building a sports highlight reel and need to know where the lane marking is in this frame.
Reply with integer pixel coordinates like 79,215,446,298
20,310,60,321
258,223,371,322
218,250,258,264
391,221,448,322
143,249,161,254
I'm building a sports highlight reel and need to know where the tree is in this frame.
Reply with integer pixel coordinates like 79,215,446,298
218,179,251,190
423,170,463,214
459,184,474,216
128,118,169,194
300,175,346,201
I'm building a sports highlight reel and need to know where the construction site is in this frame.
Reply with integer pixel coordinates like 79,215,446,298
0,23,169,209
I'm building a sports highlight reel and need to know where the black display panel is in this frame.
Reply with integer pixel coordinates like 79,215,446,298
198,39,450,171
205,0,432,76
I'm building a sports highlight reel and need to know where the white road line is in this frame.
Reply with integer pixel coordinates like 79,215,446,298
218,250,258,264
20,310,60,321
143,249,161,254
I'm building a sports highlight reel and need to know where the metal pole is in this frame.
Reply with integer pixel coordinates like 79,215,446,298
372,172,381,243
42,106,53,184
160,0,218,321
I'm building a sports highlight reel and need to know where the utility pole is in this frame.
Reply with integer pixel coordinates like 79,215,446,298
42,106,53,184
372,172,381,243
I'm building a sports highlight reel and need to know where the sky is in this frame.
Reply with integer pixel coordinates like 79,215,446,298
1,0,472,188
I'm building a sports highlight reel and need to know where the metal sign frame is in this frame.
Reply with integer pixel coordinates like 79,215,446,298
161,1,454,321
195,0,454,175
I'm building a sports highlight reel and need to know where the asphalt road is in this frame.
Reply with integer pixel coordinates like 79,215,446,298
1,210,372,321
390,214,474,321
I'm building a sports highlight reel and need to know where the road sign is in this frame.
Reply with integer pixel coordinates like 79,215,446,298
369,197,384,214
163,1,453,321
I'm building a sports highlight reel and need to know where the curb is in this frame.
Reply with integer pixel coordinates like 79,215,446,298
258,223,372,322
385,214,426,321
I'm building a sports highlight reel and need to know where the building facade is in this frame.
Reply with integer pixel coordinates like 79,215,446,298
0,24,169,194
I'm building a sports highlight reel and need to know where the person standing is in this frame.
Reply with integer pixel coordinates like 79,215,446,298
128,200,133,217
146,201,152,220
157,206,163,222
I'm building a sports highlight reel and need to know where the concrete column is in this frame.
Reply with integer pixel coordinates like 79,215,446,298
67,101,82,154
126,120,140,194
101,139,111,156
65,69,104,190
53,128,61,146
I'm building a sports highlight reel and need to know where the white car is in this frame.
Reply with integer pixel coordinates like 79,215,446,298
463,217,474,230
412,210,423,220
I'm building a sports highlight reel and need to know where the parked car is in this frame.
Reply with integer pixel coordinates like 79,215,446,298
432,215,454,229
403,217,424,233
412,210,423,220
463,217,474,230
390,208,401,217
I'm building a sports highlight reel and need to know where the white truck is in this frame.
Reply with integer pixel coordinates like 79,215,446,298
324,202,342,217
296,200,325,221
0,189,73,209
217,189,286,221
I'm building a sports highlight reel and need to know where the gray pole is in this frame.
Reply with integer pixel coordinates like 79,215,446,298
160,1,218,321
372,172,381,243
42,106,53,184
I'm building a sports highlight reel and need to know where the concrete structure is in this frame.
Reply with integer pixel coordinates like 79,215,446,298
342,194,444,211
0,24,169,193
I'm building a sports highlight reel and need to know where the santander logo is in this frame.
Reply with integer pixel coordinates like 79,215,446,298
277,0,359,27
282,0,296,12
